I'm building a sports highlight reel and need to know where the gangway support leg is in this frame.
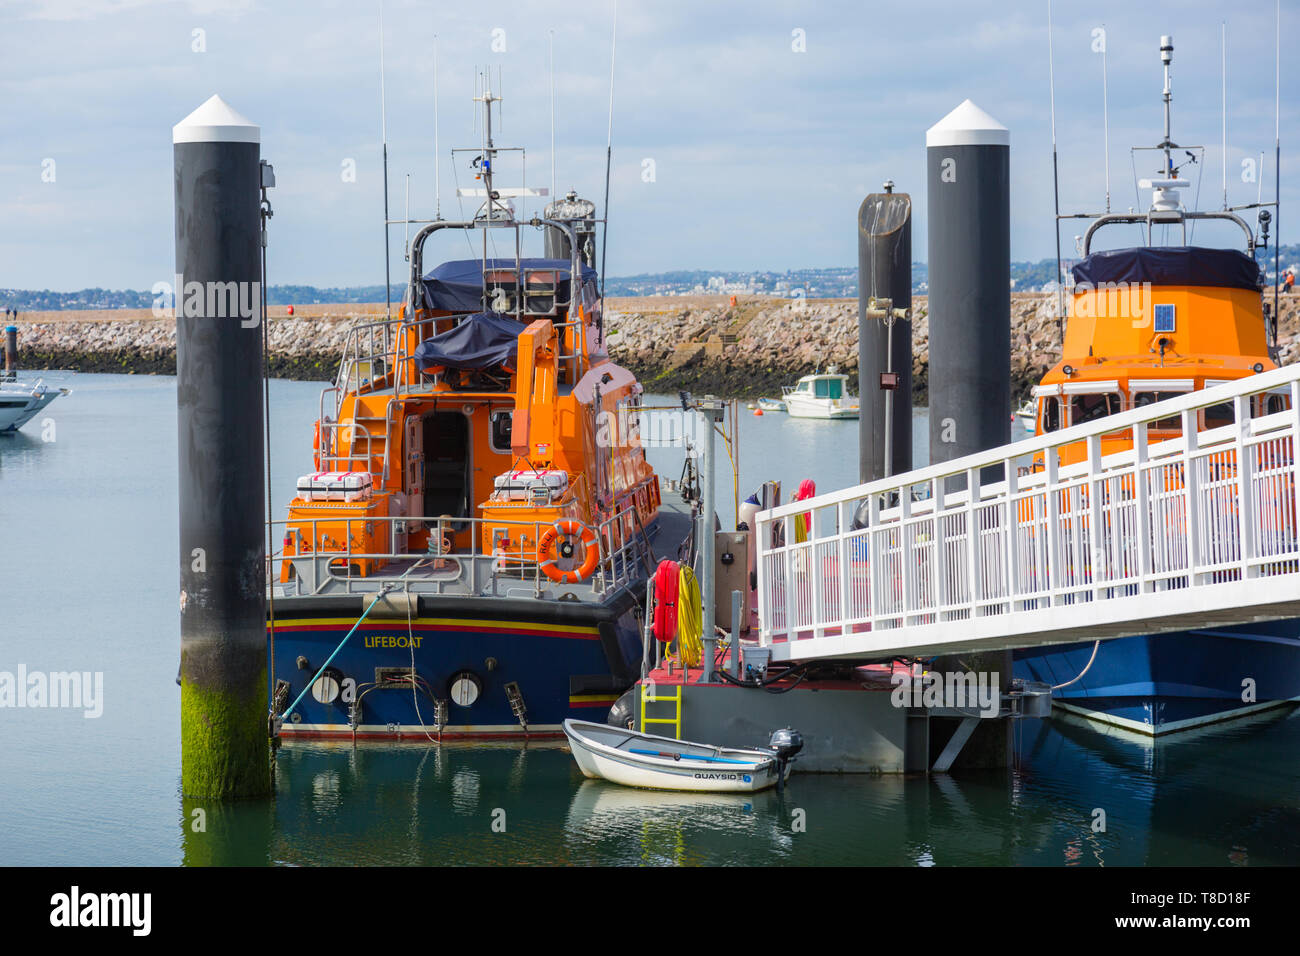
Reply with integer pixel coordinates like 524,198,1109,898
931,716,980,773
931,650,1012,768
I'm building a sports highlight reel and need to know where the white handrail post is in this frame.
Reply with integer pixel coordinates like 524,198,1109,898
811,505,825,638
899,484,914,627
869,490,882,629
1086,434,1103,602
932,477,948,620
1044,449,1061,605
842,502,852,634
1290,381,1300,568
1182,408,1202,586
1005,458,1020,612
1234,394,1256,579
1134,420,1153,592
783,514,795,641
965,466,980,621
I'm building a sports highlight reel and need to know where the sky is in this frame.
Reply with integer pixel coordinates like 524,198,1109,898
0,0,1293,291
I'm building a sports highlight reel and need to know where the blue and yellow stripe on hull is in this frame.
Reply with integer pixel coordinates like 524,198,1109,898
268,601,640,739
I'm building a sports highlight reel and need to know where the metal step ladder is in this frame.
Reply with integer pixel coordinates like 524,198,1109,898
639,681,682,739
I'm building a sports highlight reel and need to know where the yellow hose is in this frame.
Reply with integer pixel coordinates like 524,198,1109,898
675,564,703,668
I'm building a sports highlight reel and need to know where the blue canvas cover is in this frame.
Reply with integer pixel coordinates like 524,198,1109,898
420,257,599,312
1072,246,1260,292
413,312,526,370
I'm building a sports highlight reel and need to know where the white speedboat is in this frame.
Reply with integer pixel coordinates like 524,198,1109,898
756,397,786,412
563,719,796,793
1013,398,1036,432
781,367,859,419
0,376,69,433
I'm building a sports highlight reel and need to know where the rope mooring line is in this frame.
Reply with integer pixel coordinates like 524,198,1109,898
278,586,396,722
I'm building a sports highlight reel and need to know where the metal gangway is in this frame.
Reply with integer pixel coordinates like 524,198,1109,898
755,365,1300,662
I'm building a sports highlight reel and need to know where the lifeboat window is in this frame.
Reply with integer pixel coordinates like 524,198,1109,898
489,411,513,453
1203,402,1235,430
814,379,831,398
1041,397,1061,433
1263,393,1290,416
1069,392,1120,426
1132,391,1183,432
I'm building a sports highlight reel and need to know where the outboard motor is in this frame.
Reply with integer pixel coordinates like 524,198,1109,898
768,727,804,792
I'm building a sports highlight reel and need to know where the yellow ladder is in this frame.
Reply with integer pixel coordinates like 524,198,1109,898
639,681,682,739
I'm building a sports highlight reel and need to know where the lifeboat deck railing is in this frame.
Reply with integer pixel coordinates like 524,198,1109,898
270,504,649,602
756,364,1300,662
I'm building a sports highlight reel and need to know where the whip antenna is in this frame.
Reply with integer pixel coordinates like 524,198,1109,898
599,0,618,319
1274,0,1281,343
1048,0,1064,331
550,29,557,203
378,0,392,317
1102,22,1111,213
1221,22,1228,210
434,32,442,220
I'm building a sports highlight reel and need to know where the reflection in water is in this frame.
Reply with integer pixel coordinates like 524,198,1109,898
205,706,1299,866
9,375,1295,866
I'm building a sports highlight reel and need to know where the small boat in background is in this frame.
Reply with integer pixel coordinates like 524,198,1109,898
782,365,859,419
563,719,800,792
0,375,70,434
1013,398,1036,432
756,397,785,412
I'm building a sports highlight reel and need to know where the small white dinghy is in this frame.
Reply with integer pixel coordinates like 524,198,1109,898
563,719,798,793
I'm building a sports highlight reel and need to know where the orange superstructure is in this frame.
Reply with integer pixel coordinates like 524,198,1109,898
1031,244,1283,467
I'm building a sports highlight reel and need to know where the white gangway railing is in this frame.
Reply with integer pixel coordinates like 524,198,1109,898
756,364,1300,662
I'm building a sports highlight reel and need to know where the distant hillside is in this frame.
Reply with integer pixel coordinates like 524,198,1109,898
3,244,1296,312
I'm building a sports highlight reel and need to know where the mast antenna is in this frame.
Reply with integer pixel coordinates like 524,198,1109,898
599,0,618,322
434,32,442,220
379,0,392,317
1102,23,1111,213
1048,0,1064,332
549,29,557,203
1273,0,1281,347
1221,22,1228,210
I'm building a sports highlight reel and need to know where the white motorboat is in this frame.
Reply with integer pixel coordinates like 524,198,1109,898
781,366,859,419
0,375,69,434
756,397,786,412
563,719,798,793
1013,398,1036,432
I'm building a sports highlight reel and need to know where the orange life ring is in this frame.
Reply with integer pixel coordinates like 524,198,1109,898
538,519,599,584
312,420,321,471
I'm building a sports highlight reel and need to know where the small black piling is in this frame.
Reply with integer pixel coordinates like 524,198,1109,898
173,95,270,799
925,100,1013,769
857,185,913,482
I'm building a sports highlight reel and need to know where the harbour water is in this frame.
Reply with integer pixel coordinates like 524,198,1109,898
2,374,1297,866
